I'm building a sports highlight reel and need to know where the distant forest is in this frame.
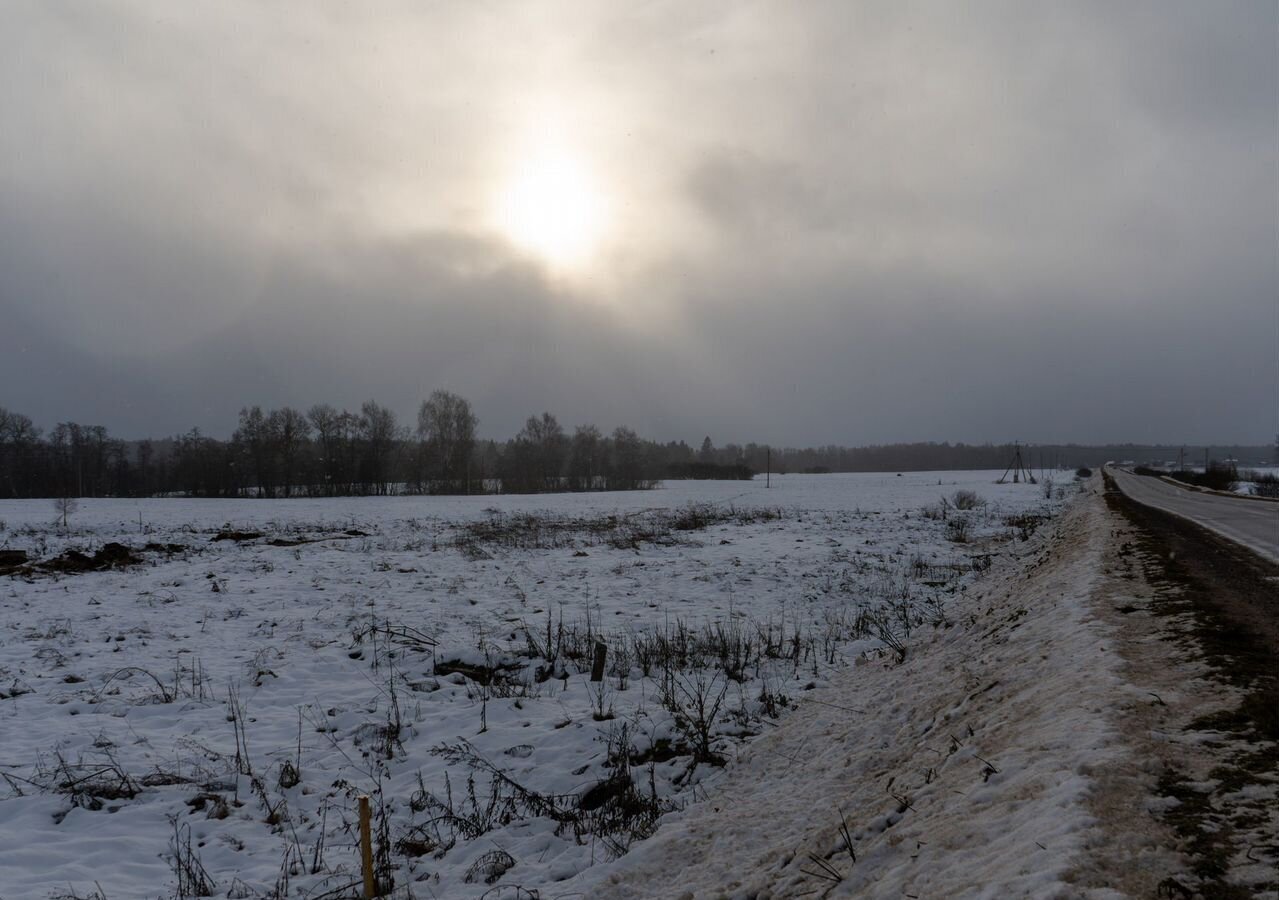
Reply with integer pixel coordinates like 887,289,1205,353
0,399,1271,499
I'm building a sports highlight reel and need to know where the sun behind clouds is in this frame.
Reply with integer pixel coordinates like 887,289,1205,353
494,143,606,270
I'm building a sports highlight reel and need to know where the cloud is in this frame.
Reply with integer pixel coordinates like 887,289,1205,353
1,1,1274,444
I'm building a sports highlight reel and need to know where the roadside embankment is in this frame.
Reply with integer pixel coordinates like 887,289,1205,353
568,479,1279,898
570,485,1131,898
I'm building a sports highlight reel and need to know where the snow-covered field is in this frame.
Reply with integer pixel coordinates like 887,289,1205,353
0,472,1069,899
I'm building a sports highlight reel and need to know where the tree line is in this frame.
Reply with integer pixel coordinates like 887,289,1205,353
766,441,1274,475
0,396,740,499
1,402,1269,500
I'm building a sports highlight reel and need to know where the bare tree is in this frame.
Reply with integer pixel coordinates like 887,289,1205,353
308,404,363,496
53,494,78,531
135,439,155,497
172,427,233,497
268,407,311,498
359,400,402,495
0,407,41,498
308,404,341,495
233,406,279,497
568,424,603,491
610,426,648,490
518,412,566,491
417,391,478,493
47,423,84,498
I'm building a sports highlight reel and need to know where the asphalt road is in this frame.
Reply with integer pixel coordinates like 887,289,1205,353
1108,466,1279,564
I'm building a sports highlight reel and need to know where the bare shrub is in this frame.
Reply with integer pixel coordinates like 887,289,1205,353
53,495,78,530
919,504,945,521
453,506,786,556
875,621,907,663
1249,472,1279,498
465,849,516,885
950,490,984,510
945,516,971,543
47,752,141,809
662,670,728,766
168,818,216,897
1003,512,1047,541
49,886,110,900
421,738,673,857
589,679,615,721
1170,460,1238,492
94,667,174,705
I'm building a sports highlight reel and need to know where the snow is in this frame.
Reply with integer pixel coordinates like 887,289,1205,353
566,490,1120,898
0,472,1072,899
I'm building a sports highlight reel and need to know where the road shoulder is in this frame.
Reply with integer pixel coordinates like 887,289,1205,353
1072,475,1279,896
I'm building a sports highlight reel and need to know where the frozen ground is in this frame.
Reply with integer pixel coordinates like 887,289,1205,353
570,488,1116,899
0,472,1070,899
564,478,1279,899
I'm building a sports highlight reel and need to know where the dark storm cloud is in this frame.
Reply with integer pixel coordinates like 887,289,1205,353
1,1,1274,445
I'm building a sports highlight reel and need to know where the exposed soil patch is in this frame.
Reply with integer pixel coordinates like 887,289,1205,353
212,529,369,546
39,542,142,574
5,542,187,578
0,549,29,575
210,530,263,542
433,658,523,687
267,531,368,547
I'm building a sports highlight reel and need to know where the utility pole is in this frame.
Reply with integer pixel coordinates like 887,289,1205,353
766,447,771,489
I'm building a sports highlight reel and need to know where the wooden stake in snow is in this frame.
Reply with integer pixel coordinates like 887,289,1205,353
590,642,607,682
359,795,376,898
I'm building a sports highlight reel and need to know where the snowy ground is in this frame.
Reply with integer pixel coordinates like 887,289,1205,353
569,490,1118,899
561,478,1279,899
0,472,1069,899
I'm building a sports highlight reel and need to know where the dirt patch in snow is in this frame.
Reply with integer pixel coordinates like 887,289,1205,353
37,542,142,574
211,528,370,546
4,542,188,578
210,530,264,542
0,549,29,575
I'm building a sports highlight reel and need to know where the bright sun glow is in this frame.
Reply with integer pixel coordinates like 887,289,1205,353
496,147,605,269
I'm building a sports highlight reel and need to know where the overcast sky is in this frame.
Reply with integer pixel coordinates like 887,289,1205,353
2,1,1275,445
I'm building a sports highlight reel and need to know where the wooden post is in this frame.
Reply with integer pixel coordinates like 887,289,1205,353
766,447,770,489
590,642,607,682
359,795,376,898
